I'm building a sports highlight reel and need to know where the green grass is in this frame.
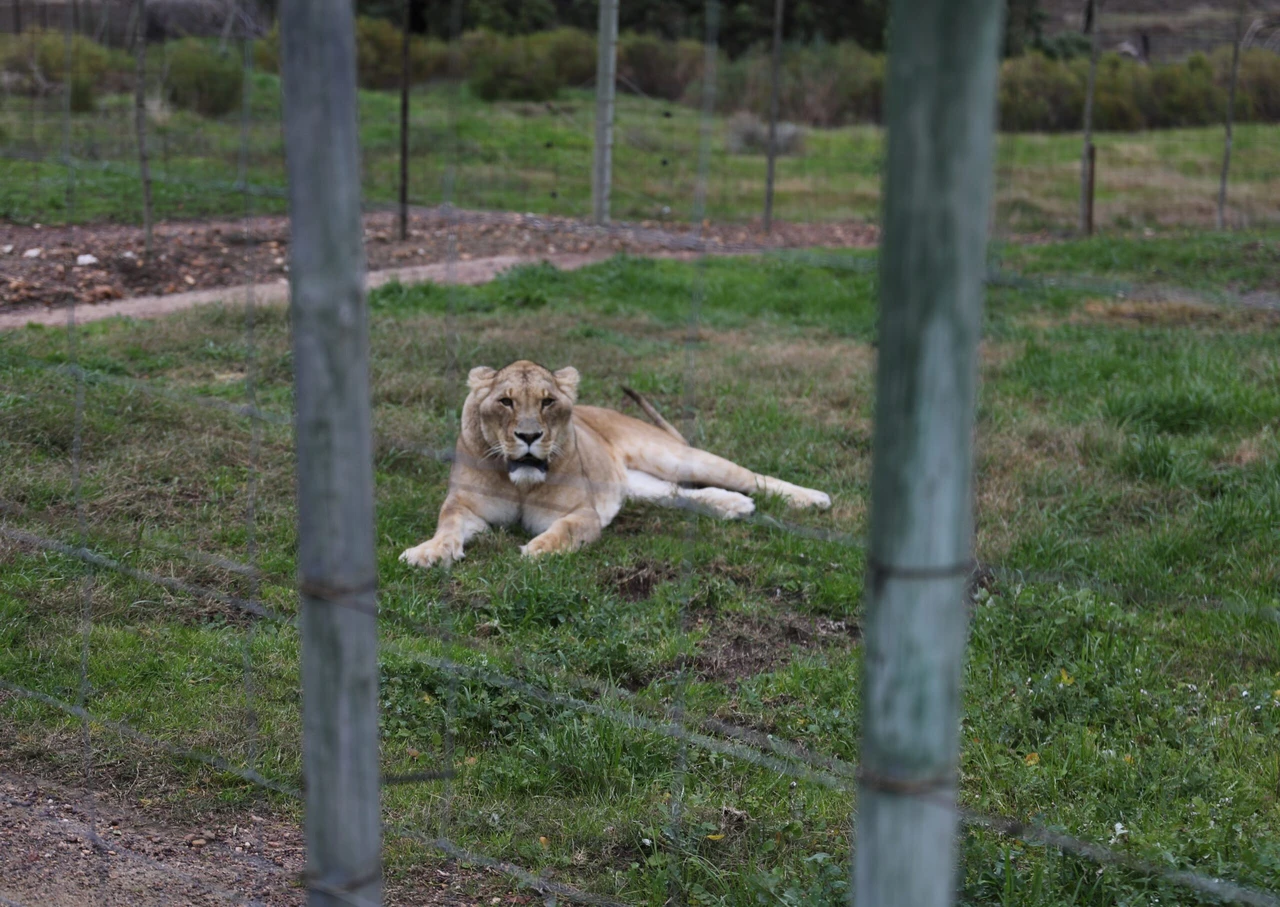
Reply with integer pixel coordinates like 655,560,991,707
3,74,1279,231
1,236,1279,904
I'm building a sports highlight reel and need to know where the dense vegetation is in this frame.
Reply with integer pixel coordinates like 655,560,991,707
6,21,1277,135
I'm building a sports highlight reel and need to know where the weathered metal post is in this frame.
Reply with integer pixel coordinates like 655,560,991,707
1080,0,1101,235
853,0,1004,905
399,0,412,240
762,0,784,233
1217,0,1247,231
591,0,620,225
279,0,383,902
133,0,153,257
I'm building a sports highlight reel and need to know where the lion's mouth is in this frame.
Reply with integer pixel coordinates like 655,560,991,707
508,454,548,474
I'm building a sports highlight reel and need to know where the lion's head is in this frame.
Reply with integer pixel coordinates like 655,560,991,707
463,360,580,489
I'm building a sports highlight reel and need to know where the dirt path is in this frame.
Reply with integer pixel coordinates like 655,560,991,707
1,207,878,317
0,770,520,907
0,251,641,330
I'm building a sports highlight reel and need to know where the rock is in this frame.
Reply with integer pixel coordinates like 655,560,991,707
76,254,99,266
23,248,42,259
2,244,13,254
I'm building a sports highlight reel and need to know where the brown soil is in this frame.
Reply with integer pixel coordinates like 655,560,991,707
691,610,860,684
0,208,879,316
0,769,527,907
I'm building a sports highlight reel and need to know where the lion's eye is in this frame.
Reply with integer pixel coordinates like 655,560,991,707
498,397,514,408
541,398,555,409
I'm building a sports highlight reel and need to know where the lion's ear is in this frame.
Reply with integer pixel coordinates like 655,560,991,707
553,366,580,402
467,366,496,390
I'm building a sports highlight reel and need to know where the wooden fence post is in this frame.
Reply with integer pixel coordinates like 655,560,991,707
279,0,383,901
853,0,1005,905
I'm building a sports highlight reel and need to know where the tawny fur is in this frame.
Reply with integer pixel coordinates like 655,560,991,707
399,360,831,568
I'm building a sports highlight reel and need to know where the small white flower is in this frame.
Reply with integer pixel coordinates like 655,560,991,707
1109,822,1129,845
1242,691,1249,698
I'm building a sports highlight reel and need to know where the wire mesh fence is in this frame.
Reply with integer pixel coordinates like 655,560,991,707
2,0,1280,905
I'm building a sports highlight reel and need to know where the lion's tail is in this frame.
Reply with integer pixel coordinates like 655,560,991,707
621,386,688,446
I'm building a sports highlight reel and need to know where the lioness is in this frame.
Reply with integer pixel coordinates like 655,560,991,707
399,360,831,568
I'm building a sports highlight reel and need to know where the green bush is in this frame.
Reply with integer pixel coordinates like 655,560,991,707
0,29,126,93
255,20,449,85
718,42,882,127
166,39,242,117
1232,48,1280,121
527,27,596,87
69,71,96,113
410,35,452,81
354,15,403,89
618,32,704,100
998,52,1083,131
467,35,561,102
253,24,280,74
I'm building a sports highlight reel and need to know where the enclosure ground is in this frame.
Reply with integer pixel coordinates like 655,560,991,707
0,765,521,906
2,234,1279,904
0,208,879,315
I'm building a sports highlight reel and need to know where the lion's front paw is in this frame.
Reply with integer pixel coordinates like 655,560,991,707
519,534,569,559
786,487,832,510
399,536,464,569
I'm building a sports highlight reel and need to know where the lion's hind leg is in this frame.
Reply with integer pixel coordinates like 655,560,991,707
625,469,755,520
629,444,831,511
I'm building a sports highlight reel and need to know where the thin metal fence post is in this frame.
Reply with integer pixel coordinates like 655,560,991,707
1079,0,1101,235
1217,0,1246,231
854,0,1004,905
279,0,383,902
133,0,153,257
762,0,784,233
398,0,411,241
591,0,619,225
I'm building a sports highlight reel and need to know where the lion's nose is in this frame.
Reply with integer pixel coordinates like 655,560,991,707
515,431,543,445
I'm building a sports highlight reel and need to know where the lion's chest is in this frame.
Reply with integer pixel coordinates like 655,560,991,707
515,477,625,535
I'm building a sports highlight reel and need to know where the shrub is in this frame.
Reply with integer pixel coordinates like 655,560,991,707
409,35,451,82
467,36,561,102
998,52,1083,131
256,20,449,85
1148,53,1223,127
354,15,404,89
619,33,704,100
1233,48,1280,121
166,39,242,117
0,29,125,94
68,71,96,112
527,27,596,87
725,111,805,155
253,24,280,74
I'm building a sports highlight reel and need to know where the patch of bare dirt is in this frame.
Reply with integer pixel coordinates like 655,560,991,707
0,208,879,316
1073,298,1280,328
0,767,541,907
691,610,860,684
606,560,679,602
